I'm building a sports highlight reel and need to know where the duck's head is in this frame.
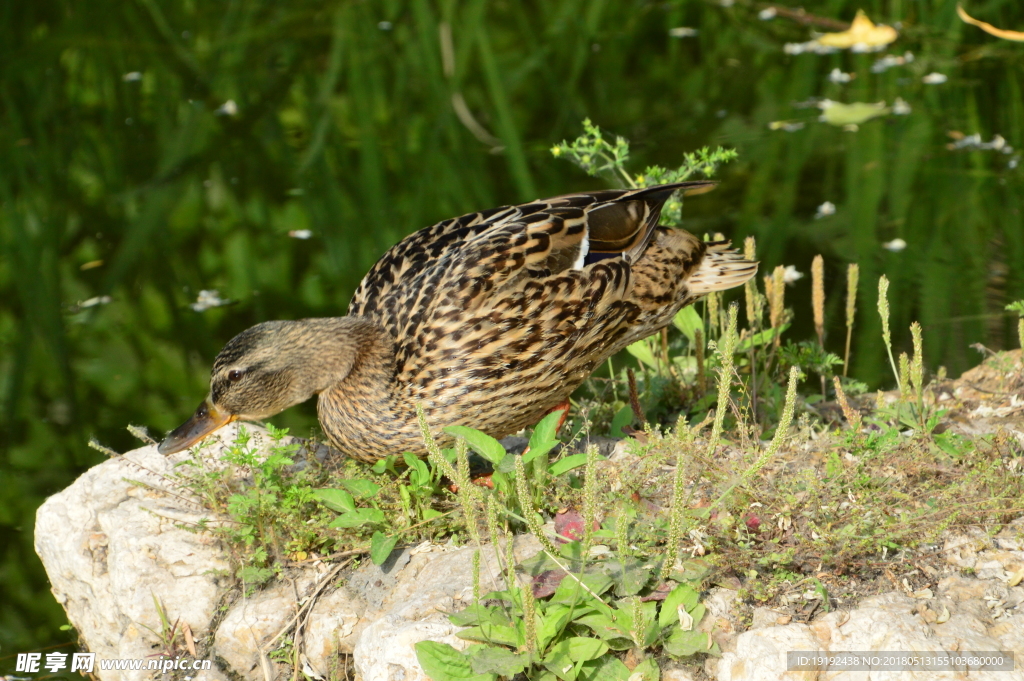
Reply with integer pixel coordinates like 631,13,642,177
158,319,362,454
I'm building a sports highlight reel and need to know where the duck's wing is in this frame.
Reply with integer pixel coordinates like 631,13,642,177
349,181,714,319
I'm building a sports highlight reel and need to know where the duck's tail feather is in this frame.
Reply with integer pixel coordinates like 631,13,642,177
687,241,759,294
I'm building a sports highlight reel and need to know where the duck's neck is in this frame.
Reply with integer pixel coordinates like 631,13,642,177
291,316,395,395
313,315,417,458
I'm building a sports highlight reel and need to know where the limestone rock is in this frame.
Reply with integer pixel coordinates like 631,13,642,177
34,420,1024,681
35,423,544,681
349,535,542,681
34,433,235,681
717,591,1024,681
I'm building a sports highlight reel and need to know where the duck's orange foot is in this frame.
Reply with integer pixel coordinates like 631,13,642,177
545,400,571,434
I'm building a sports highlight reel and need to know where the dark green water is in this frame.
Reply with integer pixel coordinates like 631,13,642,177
2,0,1022,657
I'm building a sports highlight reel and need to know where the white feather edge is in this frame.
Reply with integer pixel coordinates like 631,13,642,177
572,225,590,270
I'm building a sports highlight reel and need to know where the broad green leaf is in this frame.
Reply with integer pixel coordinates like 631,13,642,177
629,658,659,681
448,604,512,627
578,654,630,681
541,644,576,681
421,508,444,521
537,604,573,651
444,426,507,464
607,558,655,597
668,558,713,583
550,571,614,605
312,489,355,513
672,305,704,344
522,441,559,465
496,453,518,473
548,453,588,477
456,623,521,648
574,613,628,641
530,410,564,449
404,452,431,482
564,637,608,661
414,641,494,681
329,507,385,529
609,405,633,438
688,603,706,629
663,628,710,658
339,479,381,498
370,531,399,565
626,337,660,370
659,584,700,628
610,599,658,646
465,644,528,676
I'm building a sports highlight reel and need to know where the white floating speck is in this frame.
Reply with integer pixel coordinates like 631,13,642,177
215,100,238,116
669,27,699,38
948,133,1014,153
377,21,392,30
784,41,839,55
893,97,912,115
122,71,142,82
78,296,112,309
815,201,836,219
783,265,804,284
882,238,907,252
191,290,230,312
758,7,777,19
871,51,914,73
828,68,854,83
289,229,313,239
922,72,947,85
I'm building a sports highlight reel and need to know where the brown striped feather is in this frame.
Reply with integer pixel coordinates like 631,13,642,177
168,182,757,462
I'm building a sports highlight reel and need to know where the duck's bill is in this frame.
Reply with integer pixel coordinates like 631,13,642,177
158,400,235,454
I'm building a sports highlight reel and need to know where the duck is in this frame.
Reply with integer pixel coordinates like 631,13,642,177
158,181,757,461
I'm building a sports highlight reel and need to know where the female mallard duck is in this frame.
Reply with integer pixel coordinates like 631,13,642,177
159,182,756,461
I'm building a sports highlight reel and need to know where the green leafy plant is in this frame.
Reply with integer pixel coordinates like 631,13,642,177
413,448,720,681
551,118,738,226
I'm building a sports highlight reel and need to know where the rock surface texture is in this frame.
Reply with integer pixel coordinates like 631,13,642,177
34,424,543,681
34,347,1024,681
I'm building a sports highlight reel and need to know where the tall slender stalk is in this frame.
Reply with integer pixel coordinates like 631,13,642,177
705,304,739,460
844,264,859,376
812,255,825,347
812,255,825,399
877,276,901,391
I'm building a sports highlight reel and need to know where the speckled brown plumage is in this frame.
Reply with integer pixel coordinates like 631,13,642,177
158,182,757,461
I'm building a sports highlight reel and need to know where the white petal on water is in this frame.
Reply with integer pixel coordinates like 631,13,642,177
893,97,912,115
191,290,230,312
669,27,699,38
828,68,854,83
871,51,914,73
215,100,238,116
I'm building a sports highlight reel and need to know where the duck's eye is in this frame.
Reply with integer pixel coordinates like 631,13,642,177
227,369,245,382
